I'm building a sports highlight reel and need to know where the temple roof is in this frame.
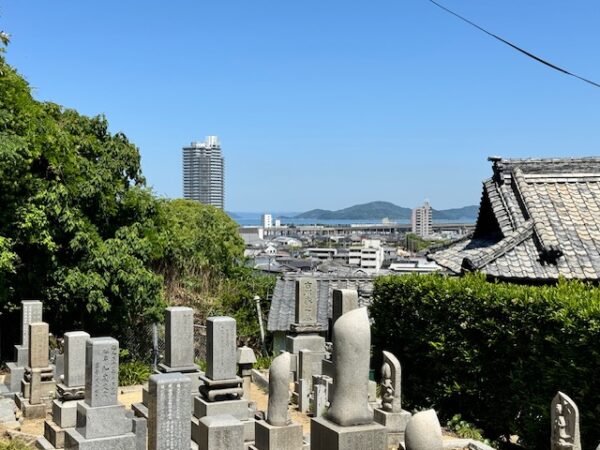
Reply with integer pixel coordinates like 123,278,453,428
429,157,600,282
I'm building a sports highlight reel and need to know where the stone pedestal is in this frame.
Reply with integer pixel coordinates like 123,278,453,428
196,414,244,450
374,408,411,448
192,397,255,443
285,334,325,355
310,416,387,450
254,420,303,450
4,363,25,396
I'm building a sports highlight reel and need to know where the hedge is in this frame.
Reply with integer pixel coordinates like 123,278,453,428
371,273,600,449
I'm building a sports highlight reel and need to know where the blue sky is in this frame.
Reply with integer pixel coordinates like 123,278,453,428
2,1,599,212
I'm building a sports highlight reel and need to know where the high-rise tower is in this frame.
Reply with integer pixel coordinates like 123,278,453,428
182,136,224,209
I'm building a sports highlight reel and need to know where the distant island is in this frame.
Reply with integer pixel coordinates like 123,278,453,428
293,201,479,221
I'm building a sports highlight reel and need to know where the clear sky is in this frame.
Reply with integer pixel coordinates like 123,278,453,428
2,1,599,212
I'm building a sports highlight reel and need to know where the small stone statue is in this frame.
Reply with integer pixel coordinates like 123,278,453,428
551,392,581,450
381,361,395,412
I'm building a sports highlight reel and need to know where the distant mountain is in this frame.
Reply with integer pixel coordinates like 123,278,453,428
295,202,412,220
294,201,479,221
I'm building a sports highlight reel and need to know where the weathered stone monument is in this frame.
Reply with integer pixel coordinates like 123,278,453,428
2,300,43,396
147,373,192,450
37,331,90,449
309,374,330,418
133,306,204,419
236,346,257,400
551,391,581,450
286,279,326,411
16,322,55,418
252,352,303,450
196,415,244,450
191,317,255,446
404,409,443,450
286,278,325,355
310,307,387,450
63,337,146,450
320,289,358,389
373,350,412,448
331,289,359,326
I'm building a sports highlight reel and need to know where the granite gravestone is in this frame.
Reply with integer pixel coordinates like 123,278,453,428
193,317,254,446
63,337,145,450
3,301,43,396
133,307,203,420
331,289,359,326
148,373,192,450
37,331,90,449
17,322,55,419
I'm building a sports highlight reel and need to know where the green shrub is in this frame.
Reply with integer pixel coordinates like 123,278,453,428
0,439,31,450
118,360,151,386
371,273,600,449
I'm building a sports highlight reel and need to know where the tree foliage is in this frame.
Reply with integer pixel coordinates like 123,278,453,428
0,48,272,352
0,51,165,336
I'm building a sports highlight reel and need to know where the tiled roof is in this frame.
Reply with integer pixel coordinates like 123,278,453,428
429,157,600,282
267,273,375,332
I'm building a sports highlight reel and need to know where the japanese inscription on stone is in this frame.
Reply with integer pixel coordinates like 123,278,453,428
85,337,119,408
206,317,237,381
21,300,42,347
295,278,318,324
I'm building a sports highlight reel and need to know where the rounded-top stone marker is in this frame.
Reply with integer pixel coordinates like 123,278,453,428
267,351,291,426
326,307,373,426
405,409,443,450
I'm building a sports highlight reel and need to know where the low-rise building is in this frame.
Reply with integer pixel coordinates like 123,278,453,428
349,239,385,270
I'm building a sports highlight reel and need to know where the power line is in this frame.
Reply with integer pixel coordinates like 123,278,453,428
427,0,600,89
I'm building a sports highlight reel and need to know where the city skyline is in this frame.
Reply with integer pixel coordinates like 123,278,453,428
2,1,599,211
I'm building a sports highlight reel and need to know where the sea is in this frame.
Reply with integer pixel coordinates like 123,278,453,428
230,212,475,227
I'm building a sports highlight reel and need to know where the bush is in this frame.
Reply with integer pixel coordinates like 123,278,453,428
371,273,600,449
0,439,30,450
118,360,151,386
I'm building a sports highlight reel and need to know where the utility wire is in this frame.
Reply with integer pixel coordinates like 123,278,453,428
428,0,600,89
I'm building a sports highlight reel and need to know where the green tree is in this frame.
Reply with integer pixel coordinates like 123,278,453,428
0,50,164,337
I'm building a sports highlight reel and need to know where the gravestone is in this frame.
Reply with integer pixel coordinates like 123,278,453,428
310,375,330,418
331,289,359,326
63,337,146,450
236,346,257,400
404,409,443,450
192,317,255,446
286,279,325,410
311,308,386,450
196,415,244,450
294,349,325,413
16,322,55,418
252,352,303,450
2,300,43,397
36,331,89,449
373,350,412,448
551,391,581,450
133,307,203,419
147,373,192,450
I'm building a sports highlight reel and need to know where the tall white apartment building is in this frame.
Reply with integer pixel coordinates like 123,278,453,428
412,201,433,237
182,136,224,209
